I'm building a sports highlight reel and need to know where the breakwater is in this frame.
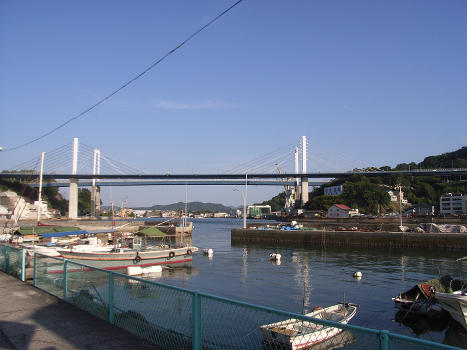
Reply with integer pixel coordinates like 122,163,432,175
231,228,467,250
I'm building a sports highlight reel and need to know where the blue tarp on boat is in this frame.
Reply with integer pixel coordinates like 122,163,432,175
40,229,116,238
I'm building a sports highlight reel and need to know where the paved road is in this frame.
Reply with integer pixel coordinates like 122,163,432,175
0,273,158,350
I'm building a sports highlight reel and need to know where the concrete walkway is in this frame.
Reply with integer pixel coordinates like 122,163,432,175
0,273,158,350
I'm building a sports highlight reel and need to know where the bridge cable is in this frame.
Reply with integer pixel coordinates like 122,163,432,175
3,0,245,152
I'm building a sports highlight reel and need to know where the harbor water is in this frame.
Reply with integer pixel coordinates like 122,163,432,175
139,218,466,348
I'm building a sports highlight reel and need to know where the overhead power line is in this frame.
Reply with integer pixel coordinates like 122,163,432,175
4,0,245,152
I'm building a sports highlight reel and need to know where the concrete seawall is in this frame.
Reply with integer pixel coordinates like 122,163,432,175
231,228,467,250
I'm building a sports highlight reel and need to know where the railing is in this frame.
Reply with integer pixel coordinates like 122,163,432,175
0,244,462,350
0,244,26,281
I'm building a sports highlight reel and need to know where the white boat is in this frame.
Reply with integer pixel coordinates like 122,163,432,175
435,290,467,330
260,303,358,350
23,244,62,257
55,237,198,271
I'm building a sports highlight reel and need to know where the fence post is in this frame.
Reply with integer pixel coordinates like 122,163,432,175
20,249,26,282
192,291,201,350
379,330,391,350
4,245,7,272
63,259,68,301
108,272,114,324
33,253,37,286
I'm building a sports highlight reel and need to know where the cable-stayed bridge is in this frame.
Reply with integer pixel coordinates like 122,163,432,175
1,137,465,219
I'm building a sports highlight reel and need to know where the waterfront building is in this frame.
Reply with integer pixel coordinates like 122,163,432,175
327,204,359,218
439,193,466,216
29,200,52,219
0,205,8,217
403,204,435,217
247,205,271,218
386,189,408,204
324,185,344,196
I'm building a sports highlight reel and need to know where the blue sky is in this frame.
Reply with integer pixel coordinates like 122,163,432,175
1,0,465,207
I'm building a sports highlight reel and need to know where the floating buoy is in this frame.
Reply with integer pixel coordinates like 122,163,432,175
203,248,214,256
127,266,143,276
353,271,363,278
142,266,162,274
269,253,281,261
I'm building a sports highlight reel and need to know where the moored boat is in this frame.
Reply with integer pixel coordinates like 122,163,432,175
260,303,358,350
56,245,198,271
435,290,467,330
392,275,464,316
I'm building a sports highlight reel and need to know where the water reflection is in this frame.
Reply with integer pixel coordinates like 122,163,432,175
394,310,467,348
136,219,466,347
242,247,248,283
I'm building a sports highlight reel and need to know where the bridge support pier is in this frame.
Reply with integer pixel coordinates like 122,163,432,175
68,137,79,219
91,186,101,218
301,177,309,207
68,179,78,219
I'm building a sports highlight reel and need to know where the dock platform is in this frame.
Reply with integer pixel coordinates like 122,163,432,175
0,273,158,350
231,228,467,250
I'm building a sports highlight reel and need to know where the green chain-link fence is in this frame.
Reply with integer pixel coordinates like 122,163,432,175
0,244,26,281
0,244,462,350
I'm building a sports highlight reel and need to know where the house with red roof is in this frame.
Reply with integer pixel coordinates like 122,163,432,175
328,204,359,218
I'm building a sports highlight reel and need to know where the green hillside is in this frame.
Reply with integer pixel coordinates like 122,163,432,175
135,201,234,213
261,147,467,214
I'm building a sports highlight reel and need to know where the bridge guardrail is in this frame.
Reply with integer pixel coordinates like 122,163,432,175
0,244,462,350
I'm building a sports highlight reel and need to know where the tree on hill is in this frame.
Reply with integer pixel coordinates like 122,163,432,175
259,192,286,212
304,195,340,211
340,175,390,214
78,188,91,216
394,147,466,170
305,175,390,214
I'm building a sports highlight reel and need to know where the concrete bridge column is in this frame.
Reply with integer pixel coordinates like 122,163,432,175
91,186,96,218
90,149,101,218
68,138,79,219
95,186,101,216
300,136,308,207
68,179,78,219
91,186,101,218
301,177,309,207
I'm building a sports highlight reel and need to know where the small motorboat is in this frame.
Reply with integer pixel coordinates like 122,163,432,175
392,275,464,316
435,290,467,330
260,303,358,350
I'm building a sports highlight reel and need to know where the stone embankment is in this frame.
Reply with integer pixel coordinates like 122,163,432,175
231,228,467,250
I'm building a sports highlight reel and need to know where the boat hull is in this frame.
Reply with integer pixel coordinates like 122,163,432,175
57,246,198,271
435,292,467,330
260,304,358,350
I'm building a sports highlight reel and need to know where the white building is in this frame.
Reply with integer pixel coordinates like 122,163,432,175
324,185,344,196
327,204,359,218
386,189,408,204
0,191,30,222
0,191,56,221
0,205,8,217
440,194,466,216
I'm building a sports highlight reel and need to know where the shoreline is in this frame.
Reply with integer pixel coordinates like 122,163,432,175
231,228,467,250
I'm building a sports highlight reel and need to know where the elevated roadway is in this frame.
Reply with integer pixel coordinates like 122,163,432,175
1,168,465,181
29,180,327,188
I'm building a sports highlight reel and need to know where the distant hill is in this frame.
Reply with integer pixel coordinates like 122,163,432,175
261,146,467,213
394,146,466,170
133,201,234,213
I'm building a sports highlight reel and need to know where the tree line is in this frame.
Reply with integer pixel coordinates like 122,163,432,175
260,147,466,215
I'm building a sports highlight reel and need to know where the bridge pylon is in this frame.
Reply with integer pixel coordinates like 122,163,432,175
68,138,79,219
